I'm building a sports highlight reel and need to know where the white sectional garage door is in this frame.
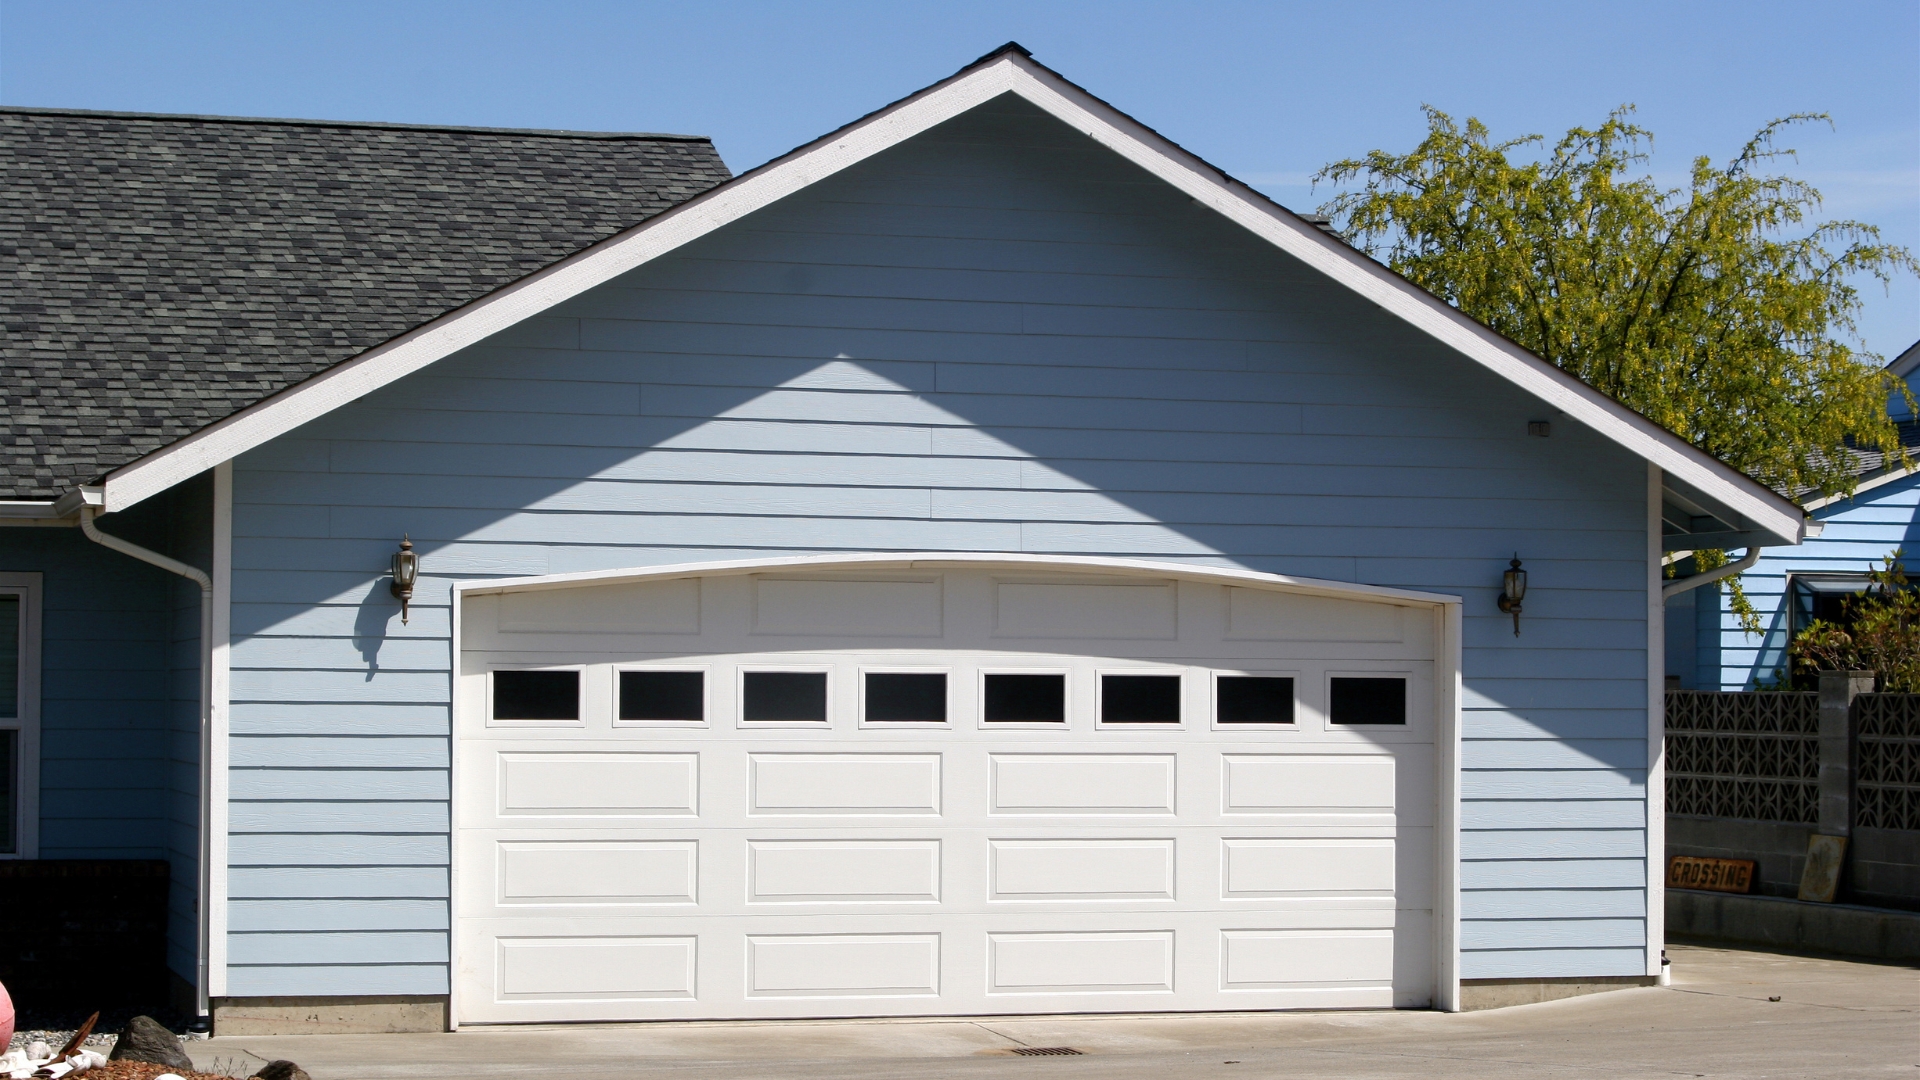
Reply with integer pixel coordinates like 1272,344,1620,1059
454,562,1438,1022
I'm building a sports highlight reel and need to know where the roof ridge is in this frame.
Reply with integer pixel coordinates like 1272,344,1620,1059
0,104,710,142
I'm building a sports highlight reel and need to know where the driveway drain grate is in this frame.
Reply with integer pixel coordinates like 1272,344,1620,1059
1011,1047,1084,1056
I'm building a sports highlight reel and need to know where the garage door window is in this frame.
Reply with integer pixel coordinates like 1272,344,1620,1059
492,669,580,722
1329,677,1407,725
1100,674,1181,724
864,672,947,722
1216,675,1295,725
619,670,705,724
983,672,1065,723
743,671,828,723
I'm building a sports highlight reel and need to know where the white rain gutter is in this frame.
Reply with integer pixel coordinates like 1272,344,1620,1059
79,505,214,1020
1662,547,1762,600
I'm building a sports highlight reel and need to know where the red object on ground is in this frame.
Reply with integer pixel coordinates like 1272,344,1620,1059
0,976,12,1047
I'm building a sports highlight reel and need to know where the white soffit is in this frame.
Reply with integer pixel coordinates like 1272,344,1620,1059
94,48,1803,544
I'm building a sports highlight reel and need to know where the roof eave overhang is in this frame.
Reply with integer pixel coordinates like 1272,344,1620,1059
79,46,1804,547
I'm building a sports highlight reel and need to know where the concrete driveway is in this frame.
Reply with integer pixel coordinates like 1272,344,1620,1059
189,944,1918,1079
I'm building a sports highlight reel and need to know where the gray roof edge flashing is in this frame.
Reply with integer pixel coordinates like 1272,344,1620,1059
0,104,712,142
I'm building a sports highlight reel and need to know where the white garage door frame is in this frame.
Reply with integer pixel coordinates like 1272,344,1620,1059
447,552,1465,1024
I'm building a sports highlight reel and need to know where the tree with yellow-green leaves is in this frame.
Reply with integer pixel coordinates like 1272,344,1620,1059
1315,108,1916,623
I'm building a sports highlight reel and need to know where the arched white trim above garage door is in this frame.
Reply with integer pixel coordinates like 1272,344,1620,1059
448,553,1464,1024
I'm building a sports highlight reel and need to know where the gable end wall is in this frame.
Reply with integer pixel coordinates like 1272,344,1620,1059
222,95,1653,997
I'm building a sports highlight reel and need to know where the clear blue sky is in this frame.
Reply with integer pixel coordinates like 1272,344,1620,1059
4,0,1915,359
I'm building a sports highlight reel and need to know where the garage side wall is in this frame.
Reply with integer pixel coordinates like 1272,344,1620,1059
224,94,1652,997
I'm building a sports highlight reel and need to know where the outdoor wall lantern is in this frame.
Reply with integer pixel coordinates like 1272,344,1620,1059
1497,554,1527,637
390,535,419,624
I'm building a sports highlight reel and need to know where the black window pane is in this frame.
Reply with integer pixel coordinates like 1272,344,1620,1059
865,673,947,722
1217,676,1295,724
1330,677,1406,725
620,670,704,722
983,673,1065,723
743,671,828,722
493,669,579,721
1101,674,1181,724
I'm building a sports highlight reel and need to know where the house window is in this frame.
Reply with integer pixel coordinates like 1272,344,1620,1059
0,574,41,858
1788,574,1872,638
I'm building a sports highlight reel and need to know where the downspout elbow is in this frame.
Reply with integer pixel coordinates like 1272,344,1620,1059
81,506,212,595
1661,546,1761,600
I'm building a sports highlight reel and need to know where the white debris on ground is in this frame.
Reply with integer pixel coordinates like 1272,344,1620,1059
0,1045,109,1079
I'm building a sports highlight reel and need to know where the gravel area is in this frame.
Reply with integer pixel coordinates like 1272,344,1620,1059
50,1064,234,1080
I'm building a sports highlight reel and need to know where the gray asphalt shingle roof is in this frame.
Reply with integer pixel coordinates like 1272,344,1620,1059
0,107,731,501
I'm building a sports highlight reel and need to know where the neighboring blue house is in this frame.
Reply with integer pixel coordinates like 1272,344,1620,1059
1668,342,1918,689
2,46,1805,1030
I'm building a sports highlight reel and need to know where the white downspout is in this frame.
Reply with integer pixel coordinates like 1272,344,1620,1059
81,506,214,1020
1661,547,1761,600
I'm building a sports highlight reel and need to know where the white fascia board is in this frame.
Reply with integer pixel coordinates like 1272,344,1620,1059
1799,464,1920,512
1890,340,1919,379
453,551,1462,609
94,50,1802,545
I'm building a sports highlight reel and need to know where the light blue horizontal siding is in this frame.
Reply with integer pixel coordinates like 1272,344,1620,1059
1461,947,1648,980
228,93,1652,992
226,964,448,997
230,866,448,898
1461,918,1644,950
1688,471,1915,689
228,833,448,865
1462,889,1646,919
229,801,448,833
1461,859,1648,889
230,769,448,801
1461,801,1646,830
230,899,449,932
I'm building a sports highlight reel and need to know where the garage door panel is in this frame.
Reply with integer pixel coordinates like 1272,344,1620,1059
497,840,698,906
989,753,1176,815
747,840,942,904
494,934,698,1002
988,839,1176,901
987,930,1175,995
748,752,942,815
1221,838,1396,899
1221,754,1394,825
746,933,942,998
496,752,698,818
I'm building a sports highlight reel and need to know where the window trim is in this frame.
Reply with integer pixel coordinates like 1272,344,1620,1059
0,573,43,859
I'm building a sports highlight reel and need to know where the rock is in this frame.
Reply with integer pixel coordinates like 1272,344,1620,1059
107,1015,194,1070
252,1061,312,1080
